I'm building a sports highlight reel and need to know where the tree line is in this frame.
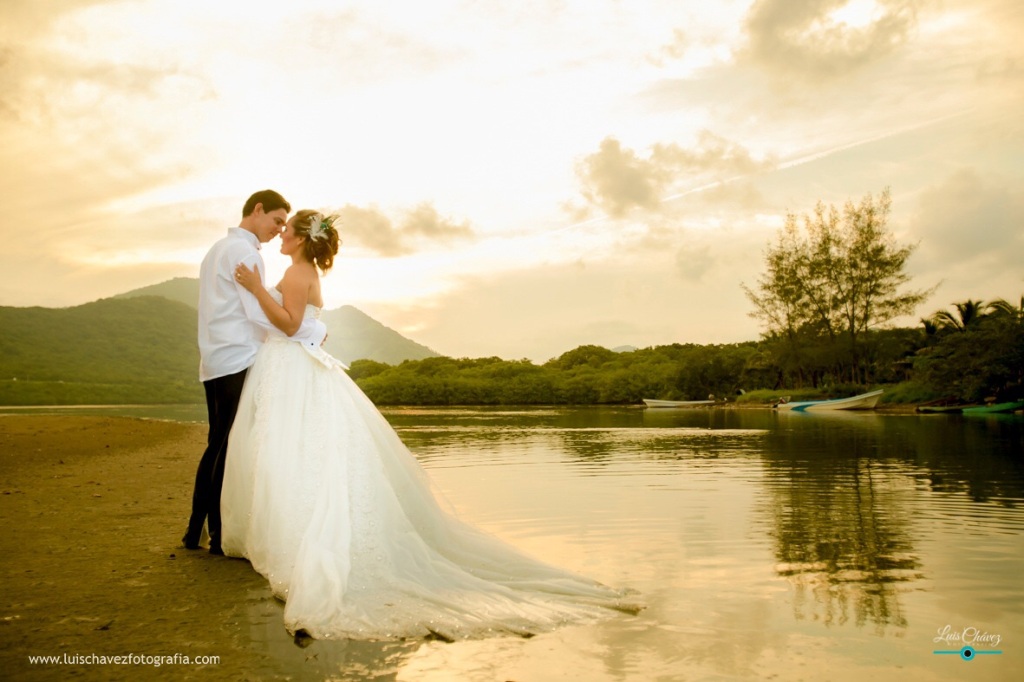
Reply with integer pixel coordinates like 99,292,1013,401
349,343,761,406
346,307,1021,406
351,189,1021,406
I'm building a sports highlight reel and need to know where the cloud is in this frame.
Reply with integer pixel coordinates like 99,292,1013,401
336,203,476,257
373,254,760,363
646,28,690,68
0,1,214,126
910,168,1024,271
689,182,770,212
675,244,713,283
278,8,461,87
335,206,399,256
575,132,775,218
400,203,474,241
642,0,1022,131
575,138,671,218
0,0,114,39
0,1,216,222
652,132,775,183
740,0,919,81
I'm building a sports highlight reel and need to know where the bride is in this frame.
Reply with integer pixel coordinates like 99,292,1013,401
223,209,638,641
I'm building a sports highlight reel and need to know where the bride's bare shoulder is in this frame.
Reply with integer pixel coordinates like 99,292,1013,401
282,261,318,282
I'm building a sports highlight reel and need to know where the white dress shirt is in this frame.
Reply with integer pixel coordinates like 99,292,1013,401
198,227,328,381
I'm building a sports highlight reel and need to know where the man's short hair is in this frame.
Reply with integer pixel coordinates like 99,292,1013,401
242,190,291,217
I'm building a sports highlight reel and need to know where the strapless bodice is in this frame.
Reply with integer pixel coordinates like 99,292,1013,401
269,287,321,320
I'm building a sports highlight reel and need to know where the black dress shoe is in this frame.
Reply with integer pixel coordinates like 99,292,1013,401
209,544,224,556
182,533,201,550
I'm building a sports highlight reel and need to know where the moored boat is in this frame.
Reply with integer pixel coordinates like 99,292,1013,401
915,397,963,414
916,404,964,414
961,400,1024,415
642,398,716,408
775,389,884,412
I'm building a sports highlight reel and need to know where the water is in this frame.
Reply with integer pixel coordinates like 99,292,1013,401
381,408,1024,681
6,404,1022,680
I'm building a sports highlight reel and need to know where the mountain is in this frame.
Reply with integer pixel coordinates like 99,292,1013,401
0,278,441,405
0,296,202,405
117,277,440,365
319,307,438,366
113,276,200,308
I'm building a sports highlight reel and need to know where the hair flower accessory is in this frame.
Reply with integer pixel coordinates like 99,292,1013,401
308,213,338,242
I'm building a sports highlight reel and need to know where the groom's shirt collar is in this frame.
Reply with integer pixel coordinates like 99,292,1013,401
229,226,261,250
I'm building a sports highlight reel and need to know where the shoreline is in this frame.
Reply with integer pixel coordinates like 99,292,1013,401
0,415,302,680
0,400,934,412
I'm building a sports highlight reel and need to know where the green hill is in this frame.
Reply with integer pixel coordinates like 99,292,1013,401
118,278,439,366
0,296,202,405
113,276,199,308
0,279,440,405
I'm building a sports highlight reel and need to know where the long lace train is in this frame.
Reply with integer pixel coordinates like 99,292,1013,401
221,308,638,640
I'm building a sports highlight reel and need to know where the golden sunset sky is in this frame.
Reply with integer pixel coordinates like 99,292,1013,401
1,0,1021,361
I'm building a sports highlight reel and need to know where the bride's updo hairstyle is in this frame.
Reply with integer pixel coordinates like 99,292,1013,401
292,209,341,272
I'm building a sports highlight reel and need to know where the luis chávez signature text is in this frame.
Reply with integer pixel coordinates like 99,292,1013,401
934,625,1001,648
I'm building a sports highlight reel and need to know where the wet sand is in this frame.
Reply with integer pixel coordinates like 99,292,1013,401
0,415,300,681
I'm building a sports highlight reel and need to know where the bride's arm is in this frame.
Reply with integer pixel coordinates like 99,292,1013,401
235,262,313,337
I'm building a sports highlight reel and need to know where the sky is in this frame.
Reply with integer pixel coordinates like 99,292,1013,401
1,0,1022,362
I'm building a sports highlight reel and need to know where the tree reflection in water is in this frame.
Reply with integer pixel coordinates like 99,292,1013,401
761,454,919,633
753,411,1024,634
390,406,1023,641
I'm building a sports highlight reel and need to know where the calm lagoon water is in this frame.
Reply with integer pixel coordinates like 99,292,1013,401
7,404,1022,680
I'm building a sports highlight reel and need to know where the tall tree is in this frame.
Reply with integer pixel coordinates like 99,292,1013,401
743,189,932,384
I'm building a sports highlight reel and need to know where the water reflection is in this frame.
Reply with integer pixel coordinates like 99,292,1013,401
757,453,919,632
8,404,1022,678
553,427,767,464
756,412,1023,633
766,412,1024,503
638,414,922,634
398,408,1024,644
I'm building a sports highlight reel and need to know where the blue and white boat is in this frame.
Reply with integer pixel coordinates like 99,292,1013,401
775,389,883,412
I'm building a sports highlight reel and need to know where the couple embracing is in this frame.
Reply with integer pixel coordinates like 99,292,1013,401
182,190,638,641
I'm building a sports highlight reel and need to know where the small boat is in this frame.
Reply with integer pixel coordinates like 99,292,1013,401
916,404,964,414
916,397,963,414
642,398,716,408
961,400,1024,415
775,389,884,412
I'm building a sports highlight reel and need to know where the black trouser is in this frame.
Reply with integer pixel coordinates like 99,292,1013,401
185,368,248,550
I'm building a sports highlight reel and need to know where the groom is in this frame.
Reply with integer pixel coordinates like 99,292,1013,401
183,189,327,555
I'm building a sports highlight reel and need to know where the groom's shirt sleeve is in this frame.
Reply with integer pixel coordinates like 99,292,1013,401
234,252,328,347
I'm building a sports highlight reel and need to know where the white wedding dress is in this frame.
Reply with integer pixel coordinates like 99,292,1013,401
221,291,637,640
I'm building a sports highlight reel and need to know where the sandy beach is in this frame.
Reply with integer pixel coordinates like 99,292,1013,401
0,415,297,681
